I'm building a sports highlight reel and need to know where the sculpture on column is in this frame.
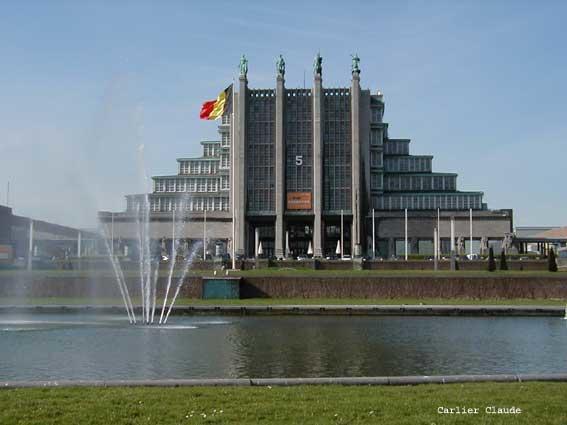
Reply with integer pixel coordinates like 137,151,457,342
480,236,488,256
276,54,285,77
457,236,464,256
313,52,323,76
351,53,360,74
239,54,248,77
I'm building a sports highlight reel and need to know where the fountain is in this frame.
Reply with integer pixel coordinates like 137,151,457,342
97,146,200,326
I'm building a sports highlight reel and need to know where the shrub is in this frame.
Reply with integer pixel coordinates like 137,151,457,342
499,250,508,271
548,248,558,272
488,247,496,272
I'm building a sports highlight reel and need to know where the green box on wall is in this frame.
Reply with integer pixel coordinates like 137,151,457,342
202,277,241,299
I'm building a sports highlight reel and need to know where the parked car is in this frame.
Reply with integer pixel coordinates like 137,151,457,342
466,254,480,260
296,254,309,261
341,255,352,261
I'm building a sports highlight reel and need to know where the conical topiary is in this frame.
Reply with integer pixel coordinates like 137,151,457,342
499,249,508,271
488,247,496,272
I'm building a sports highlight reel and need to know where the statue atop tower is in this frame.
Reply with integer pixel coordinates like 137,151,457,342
239,54,248,78
313,52,323,76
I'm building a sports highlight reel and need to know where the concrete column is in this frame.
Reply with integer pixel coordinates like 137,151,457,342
234,76,248,256
351,72,361,257
275,75,285,258
312,73,323,257
77,231,82,258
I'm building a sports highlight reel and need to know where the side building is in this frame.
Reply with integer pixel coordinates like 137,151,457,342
100,56,513,259
98,119,233,258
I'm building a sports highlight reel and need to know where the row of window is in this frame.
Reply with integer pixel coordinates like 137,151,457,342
383,140,410,155
373,194,483,210
149,196,230,212
247,95,276,212
154,177,229,193
323,92,352,212
203,144,220,157
384,175,457,192
384,156,432,173
179,160,220,175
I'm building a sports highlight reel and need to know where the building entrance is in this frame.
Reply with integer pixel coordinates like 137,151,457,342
324,220,351,258
286,223,313,258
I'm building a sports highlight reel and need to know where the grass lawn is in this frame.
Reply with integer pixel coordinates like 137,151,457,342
1,296,565,306
0,383,566,424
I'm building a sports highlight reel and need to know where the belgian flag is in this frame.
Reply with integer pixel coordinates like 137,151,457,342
199,84,232,120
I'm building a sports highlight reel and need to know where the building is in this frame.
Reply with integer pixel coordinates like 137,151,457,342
0,204,99,265
100,55,513,259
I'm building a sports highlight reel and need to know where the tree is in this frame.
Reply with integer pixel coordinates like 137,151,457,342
548,248,558,272
488,247,496,272
499,249,508,271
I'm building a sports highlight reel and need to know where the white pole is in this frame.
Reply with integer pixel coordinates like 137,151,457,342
437,208,441,259
450,216,455,253
372,208,376,259
77,231,82,258
231,214,236,269
285,230,289,258
340,209,344,259
172,209,175,258
434,227,438,270
469,208,473,257
6,181,9,206
27,219,33,271
255,227,259,258
203,209,207,260
110,212,114,256
404,208,408,261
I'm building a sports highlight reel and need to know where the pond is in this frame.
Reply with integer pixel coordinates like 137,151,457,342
1,313,566,380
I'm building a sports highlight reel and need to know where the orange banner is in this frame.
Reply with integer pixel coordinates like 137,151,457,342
287,192,312,210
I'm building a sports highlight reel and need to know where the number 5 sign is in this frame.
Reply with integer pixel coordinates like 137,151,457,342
295,155,303,166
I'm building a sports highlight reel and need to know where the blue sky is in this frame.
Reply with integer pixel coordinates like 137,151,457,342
0,0,565,228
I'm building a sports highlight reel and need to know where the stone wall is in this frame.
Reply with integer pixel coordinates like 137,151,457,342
240,276,567,299
1,274,565,301
0,276,203,299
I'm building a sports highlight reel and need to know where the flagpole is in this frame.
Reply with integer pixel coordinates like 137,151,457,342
340,209,344,259
404,208,408,261
230,87,236,269
469,208,473,257
437,208,441,259
372,208,376,259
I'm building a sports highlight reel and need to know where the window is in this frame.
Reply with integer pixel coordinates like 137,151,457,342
371,108,381,123
370,150,382,168
221,132,230,147
155,180,165,192
370,129,382,146
167,179,175,192
220,153,230,169
371,173,383,190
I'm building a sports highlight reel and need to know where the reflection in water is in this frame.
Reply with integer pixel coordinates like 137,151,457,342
0,314,566,381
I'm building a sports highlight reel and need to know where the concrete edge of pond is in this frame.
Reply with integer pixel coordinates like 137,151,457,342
3,374,567,389
0,304,565,316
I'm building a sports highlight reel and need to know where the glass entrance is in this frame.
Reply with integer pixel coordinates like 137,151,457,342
286,223,313,257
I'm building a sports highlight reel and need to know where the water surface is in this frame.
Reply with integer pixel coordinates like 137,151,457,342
1,313,566,380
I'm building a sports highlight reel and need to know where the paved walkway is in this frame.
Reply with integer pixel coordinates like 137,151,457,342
0,304,565,316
